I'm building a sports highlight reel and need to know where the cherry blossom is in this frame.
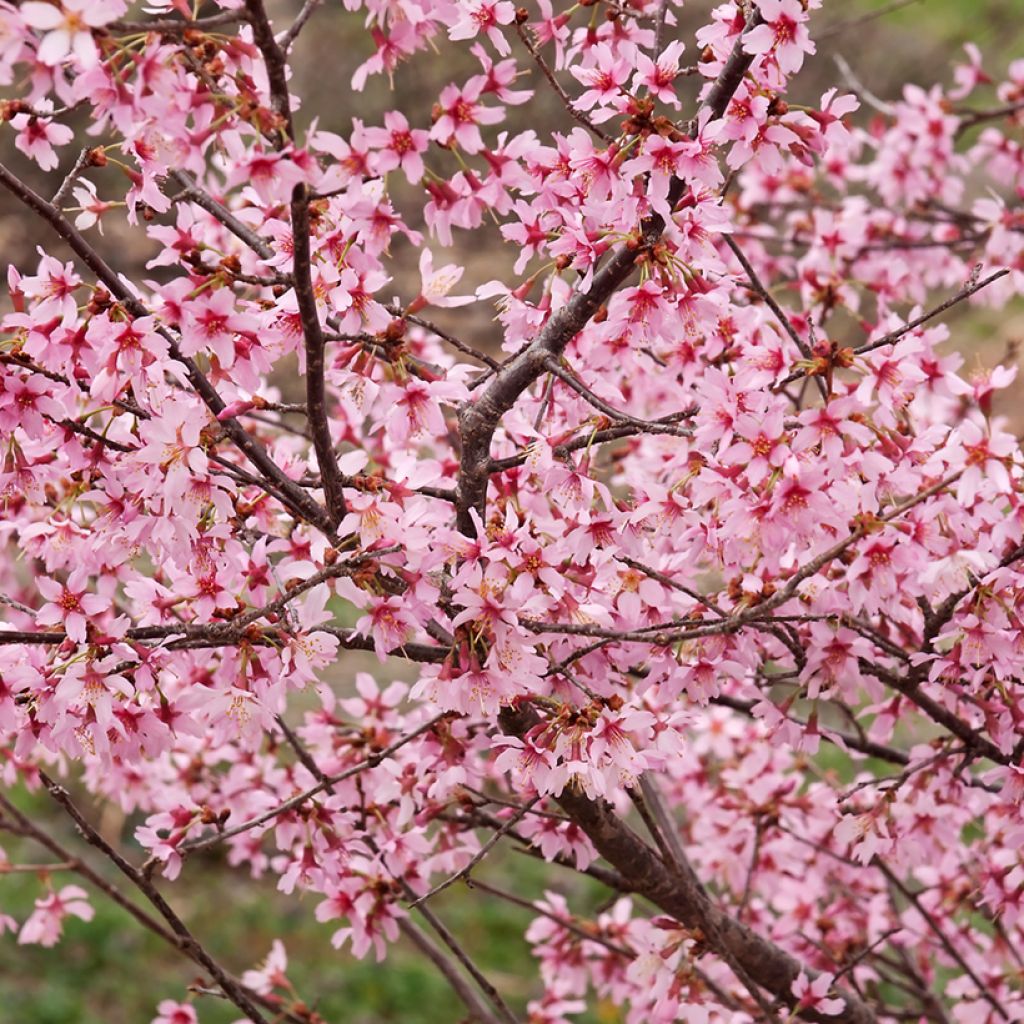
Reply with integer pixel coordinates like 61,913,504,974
151,1000,197,1024
18,885,93,947
19,1,126,68
0,3,1022,1023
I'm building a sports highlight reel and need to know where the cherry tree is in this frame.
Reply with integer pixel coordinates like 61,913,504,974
1,1,1023,1022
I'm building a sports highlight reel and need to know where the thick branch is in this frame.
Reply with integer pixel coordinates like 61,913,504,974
456,13,760,536
498,707,875,1024
291,184,348,527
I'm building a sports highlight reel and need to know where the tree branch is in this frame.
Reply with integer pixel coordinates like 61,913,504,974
0,161,334,536
456,11,761,536
36,774,274,1024
497,706,875,1024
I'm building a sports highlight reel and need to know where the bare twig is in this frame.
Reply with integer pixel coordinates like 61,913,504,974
408,797,540,909
398,918,504,1024
281,0,324,50
816,0,924,41
182,714,450,852
543,356,694,435
724,235,828,399
36,775,273,1024
51,148,91,209
833,54,896,115
167,170,276,261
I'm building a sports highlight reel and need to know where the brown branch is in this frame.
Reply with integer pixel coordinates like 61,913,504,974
397,918,504,1024
860,662,1009,766
456,11,760,536
875,859,1009,1021
181,714,451,852
498,706,876,1024
465,877,635,958
243,0,294,141
167,170,276,261
816,0,923,42
274,713,513,1024
407,797,540,909
723,235,828,400
710,694,910,766
290,185,348,528
281,0,325,51
522,457,946,644
0,790,315,1024
243,0,346,528
0,789,178,946
855,267,1010,357
954,99,1024,137
776,268,1010,391
36,774,273,1024
386,305,501,371
543,356,694,435
487,418,693,474
51,148,91,209
111,12,244,35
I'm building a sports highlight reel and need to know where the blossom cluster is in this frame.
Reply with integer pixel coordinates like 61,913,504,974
0,1,1023,1023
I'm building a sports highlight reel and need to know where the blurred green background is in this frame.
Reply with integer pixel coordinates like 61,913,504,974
2,0,1022,1021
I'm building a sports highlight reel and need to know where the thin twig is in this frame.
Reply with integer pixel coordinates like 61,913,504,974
543,356,693,435
816,0,923,41
182,715,450,852
875,859,1009,1021
167,170,276,261
408,797,540,909
52,148,91,209
281,0,324,50
724,235,829,400
37,774,273,1024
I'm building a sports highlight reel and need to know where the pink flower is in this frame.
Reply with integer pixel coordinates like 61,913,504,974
223,142,307,205
152,1000,197,1024
36,569,108,643
241,940,290,995
18,885,94,947
722,404,789,485
948,363,1018,415
952,420,1015,505
447,1,516,57
430,80,504,153
570,44,631,122
744,0,815,77
20,0,126,67
70,179,114,234
633,40,687,108
11,111,73,170
179,288,260,368
342,590,420,660
0,371,65,437
791,972,846,1016
133,398,210,503
364,111,429,183
281,586,341,683
408,248,474,311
